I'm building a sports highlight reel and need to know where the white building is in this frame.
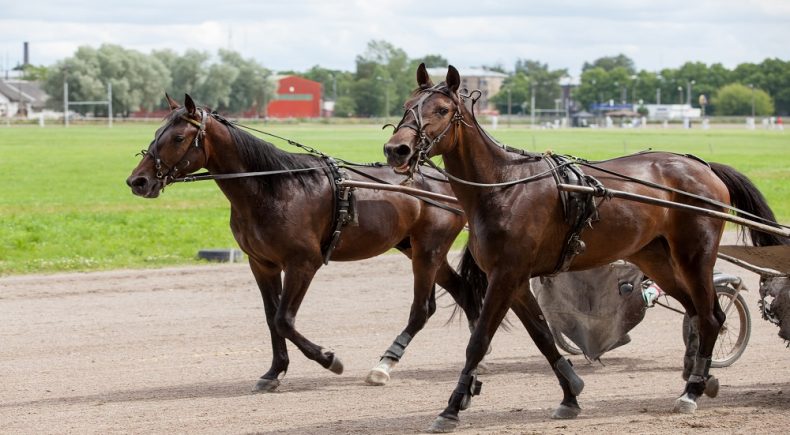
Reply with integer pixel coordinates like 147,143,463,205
645,104,701,121
0,79,48,118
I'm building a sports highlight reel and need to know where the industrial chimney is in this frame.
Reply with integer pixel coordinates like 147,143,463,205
23,41,29,66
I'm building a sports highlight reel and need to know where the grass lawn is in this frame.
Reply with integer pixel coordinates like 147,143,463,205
1,122,787,275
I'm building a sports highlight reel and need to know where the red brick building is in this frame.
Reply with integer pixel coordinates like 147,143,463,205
266,75,322,118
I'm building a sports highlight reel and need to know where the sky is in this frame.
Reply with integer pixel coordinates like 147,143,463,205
1,0,789,78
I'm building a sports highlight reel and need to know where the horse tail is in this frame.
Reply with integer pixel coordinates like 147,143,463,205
709,162,789,247
448,243,488,325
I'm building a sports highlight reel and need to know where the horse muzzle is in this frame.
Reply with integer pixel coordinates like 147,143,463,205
126,174,163,198
383,142,416,174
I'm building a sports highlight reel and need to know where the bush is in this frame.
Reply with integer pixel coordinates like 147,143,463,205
713,83,774,116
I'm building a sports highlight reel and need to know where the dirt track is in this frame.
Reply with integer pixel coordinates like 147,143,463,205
2,251,790,434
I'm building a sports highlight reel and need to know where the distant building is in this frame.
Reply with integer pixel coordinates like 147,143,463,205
0,79,48,118
644,104,701,121
426,67,508,114
266,75,322,118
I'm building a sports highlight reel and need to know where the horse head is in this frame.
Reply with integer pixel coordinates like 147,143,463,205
126,93,210,198
383,63,466,175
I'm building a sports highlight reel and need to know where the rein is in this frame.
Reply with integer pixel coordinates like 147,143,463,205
399,86,790,231
141,108,461,213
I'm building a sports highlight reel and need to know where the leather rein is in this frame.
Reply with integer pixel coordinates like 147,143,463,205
394,85,790,229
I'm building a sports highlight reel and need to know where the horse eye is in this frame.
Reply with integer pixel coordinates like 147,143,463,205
175,135,185,143
437,107,449,116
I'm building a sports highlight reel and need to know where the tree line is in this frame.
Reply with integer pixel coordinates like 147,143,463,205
20,41,789,117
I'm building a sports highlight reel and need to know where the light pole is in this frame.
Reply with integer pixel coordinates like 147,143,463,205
677,85,684,105
630,74,638,105
749,83,755,118
686,80,695,106
656,74,663,105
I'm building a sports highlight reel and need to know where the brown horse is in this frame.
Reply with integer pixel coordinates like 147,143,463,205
383,64,788,432
126,94,485,391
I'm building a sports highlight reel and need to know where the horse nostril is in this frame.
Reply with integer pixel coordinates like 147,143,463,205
395,144,411,157
127,176,148,188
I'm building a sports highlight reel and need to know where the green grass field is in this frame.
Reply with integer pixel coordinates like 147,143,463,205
1,122,788,275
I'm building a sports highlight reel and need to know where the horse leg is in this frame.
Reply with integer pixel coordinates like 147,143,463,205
276,262,343,374
248,260,289,392
631,234,722,414
428,269,519,433
510,286,584,419
367,247,443,386
433,259,492,373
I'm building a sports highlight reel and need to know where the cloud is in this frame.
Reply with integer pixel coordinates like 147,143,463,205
1,0,788,75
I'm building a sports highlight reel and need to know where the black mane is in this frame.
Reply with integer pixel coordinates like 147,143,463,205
225,121,324,195
167,108,325,195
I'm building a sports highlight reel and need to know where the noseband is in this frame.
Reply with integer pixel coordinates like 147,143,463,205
390,85,469,174
138,108,208,183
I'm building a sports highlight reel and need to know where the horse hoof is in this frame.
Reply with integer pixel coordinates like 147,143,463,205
704,376,719,398
365,367,390,386
328,355,344,374
253,378,280,392
672,394,697,414
427,416,458,433
551,404,581,419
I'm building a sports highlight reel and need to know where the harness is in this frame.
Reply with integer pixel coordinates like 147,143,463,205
138,108,462,265
138,108,209,184
396,84,606,273
321,157,356,264
545,154,605,274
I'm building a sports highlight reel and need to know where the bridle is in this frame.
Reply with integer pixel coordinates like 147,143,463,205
390,84,470,175
137,108,208,184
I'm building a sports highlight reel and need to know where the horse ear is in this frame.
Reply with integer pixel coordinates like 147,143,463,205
184,93,196,115
446,65,460,95
416,63,434,89
165,93,180,110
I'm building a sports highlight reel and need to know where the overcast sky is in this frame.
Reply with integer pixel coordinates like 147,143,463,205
1,0,788,77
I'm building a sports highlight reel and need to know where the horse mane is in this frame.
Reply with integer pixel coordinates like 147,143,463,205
167,107,323,195
221,118,324,194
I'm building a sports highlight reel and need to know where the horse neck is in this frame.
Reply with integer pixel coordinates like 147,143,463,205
203,119,247,176
442,122,515,202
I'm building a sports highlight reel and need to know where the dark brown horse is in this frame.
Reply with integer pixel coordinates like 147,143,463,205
383,64,788,432
126,94,484,391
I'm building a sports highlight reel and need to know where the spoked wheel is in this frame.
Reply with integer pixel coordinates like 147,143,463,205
550,325,583,355
683,285,751,368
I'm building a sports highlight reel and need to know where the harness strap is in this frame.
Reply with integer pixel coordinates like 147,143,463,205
546,154,602,275
322,157,354,265
343,166,463,215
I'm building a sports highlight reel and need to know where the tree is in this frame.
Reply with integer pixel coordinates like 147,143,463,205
582,54,636,75
217,49,273,114
152,49,209,101
746,58,790,115
411,54,448,69
713,83,774,116
352,40,412,116
491,59,566,114
44,44,170,116
302,65,354,102
21,64,49,81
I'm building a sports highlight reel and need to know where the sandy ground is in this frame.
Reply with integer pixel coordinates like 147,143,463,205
2,248,789,434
